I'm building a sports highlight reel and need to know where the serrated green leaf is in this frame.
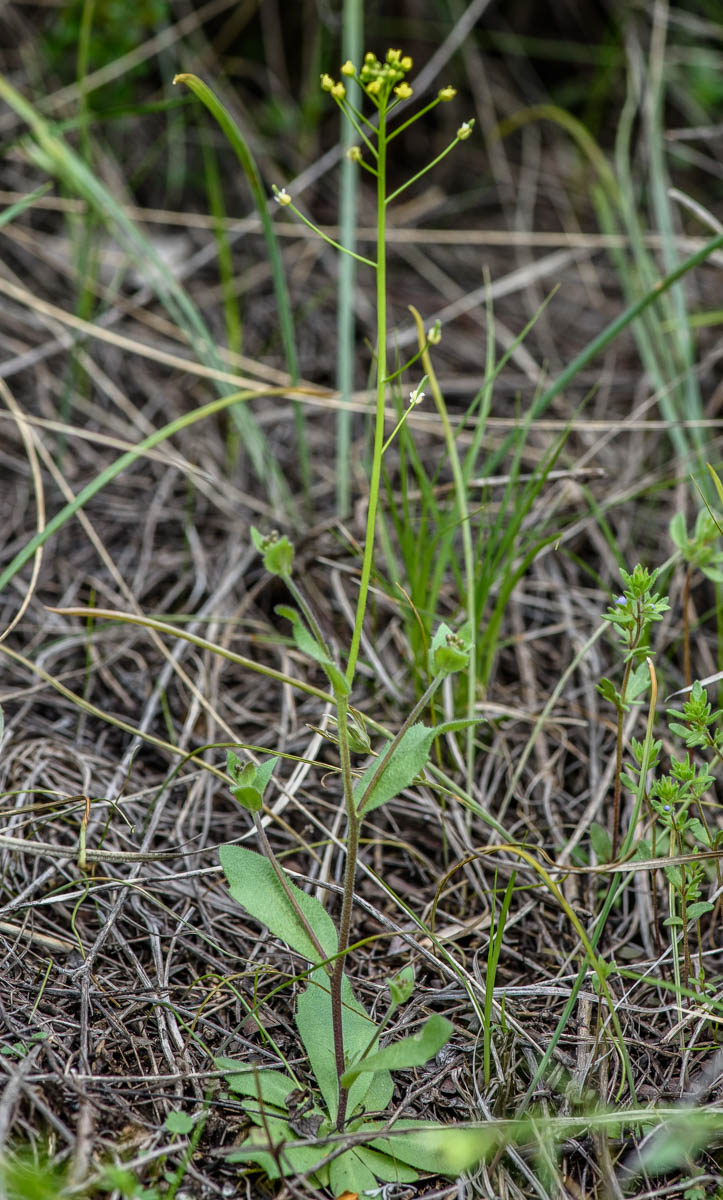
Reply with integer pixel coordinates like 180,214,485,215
216,1062,296,1111
219,844,337,966
687,819,710,847
596,677,620,706
627,661,652,702
341,1014,453,1088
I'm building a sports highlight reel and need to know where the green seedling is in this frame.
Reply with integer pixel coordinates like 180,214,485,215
597,565,670,856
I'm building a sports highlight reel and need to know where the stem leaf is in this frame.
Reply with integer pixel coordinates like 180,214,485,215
219,845,337,966
340,1013,453,1087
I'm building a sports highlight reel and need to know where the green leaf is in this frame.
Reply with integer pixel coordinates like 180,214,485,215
226,1114,326,1179
227,752,277,812
686,901,713,921
369,1121,501,1175
219,844,337,965
276,606,349,696
354,1144,419,1183
341,1014,453,1088
216,1062,296,1111
164,1111,193,1135
596,677,621,707
428,622,469,676
627,660,652,702
354,724,432,814
590,822,612,863
295,977,393,1122
250,525,294,575
389,966,414,1009
329,1149,378,1197
669,511,688,552
632,1110,723,1176
687,819,710,847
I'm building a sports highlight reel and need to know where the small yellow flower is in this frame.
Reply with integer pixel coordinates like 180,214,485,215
364,52,377,65
340,60,355,76
438,85,457,102
320,73,334,92
274,187,292,206
400,56,413,71
386,48,402,65
394,82,413,100
457,120,474,140
331,81,346,100
366,78,382,96
347,146,363,163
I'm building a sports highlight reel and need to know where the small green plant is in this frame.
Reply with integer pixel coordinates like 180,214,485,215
219,530,482,1189
597,564,670,856
211,52,490,1192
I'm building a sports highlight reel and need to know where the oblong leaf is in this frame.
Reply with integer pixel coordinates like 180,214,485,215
341,1014,453,1088
219,844,337,965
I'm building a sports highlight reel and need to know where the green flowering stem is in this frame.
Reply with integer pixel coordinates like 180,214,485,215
386,96,446,141
386,136,464,204
345,103,388,687
410,304,477,787
330,687,360,1130
381,375,427,453
273,188,376,268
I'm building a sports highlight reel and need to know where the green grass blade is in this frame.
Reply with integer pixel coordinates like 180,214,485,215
173,72,310,500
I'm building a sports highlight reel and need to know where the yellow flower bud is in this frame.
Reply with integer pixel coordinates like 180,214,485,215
438,86,457,102
340,60,355,76
386,48,401,65
400,56,413,71
364,52,376,65
457,120,474,140
331,81,346,100
320,73,334,92
366,79,382,95
394,82,413,100
347,146,363,163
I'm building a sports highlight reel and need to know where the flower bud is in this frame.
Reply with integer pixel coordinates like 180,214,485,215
331,81,346,100
340,60,355,76
438,86,457,102
347,146,363,163
320,73,334,92
457,120,474,141
394,82,412,100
